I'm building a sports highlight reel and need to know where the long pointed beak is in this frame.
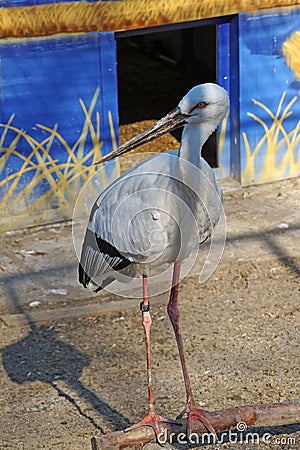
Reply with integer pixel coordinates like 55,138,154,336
93,107,188,165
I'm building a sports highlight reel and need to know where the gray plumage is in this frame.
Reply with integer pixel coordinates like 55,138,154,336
79,83,229,291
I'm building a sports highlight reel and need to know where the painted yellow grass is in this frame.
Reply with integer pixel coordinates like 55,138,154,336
217,113,229,177
0,0,298,39
242,92,300,185
0,88,119,229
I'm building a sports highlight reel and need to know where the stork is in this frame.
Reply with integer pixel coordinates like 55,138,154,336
79,83,229,440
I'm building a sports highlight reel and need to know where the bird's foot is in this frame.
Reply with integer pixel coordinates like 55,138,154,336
125,409,179,437
177,403,217,442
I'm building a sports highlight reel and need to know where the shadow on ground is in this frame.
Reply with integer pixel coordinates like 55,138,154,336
1,322,130,432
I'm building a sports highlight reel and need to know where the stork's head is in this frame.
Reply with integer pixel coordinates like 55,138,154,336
94,83,229,164
178,83,229,127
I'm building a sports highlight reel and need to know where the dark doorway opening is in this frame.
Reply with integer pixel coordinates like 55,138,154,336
116,25,218,167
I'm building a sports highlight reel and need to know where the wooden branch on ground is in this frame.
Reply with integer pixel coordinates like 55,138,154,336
91,399,300,449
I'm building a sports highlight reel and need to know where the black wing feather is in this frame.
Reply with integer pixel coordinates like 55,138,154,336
79,228,131,290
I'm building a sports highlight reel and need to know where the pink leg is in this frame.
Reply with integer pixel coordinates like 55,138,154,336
167,263,217,439
126,274,177,436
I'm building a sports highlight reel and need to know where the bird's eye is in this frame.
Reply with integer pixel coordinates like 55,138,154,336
189,101,208,114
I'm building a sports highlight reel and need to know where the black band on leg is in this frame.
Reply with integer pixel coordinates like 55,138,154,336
140,301,150,312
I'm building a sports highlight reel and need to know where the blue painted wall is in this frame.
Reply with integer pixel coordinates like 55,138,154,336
0,32,119,230
0,4,299,231
238,8,300,184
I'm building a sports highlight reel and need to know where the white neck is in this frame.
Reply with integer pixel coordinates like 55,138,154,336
176,121,218,189
179,121,216,167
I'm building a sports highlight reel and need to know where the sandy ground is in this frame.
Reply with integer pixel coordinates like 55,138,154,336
0,162,299,450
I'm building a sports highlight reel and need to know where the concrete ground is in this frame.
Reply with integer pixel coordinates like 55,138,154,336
0,176,299,450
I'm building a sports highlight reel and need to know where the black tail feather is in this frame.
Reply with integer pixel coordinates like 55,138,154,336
78,262,90,288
